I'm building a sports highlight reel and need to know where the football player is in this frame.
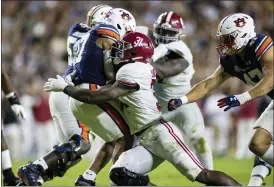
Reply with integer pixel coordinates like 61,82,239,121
1,63,26,186
168,13,273,186
17,6,136,186
136,11,213,170
44,32,241,186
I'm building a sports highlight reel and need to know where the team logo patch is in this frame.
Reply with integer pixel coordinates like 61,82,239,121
234,18,246,27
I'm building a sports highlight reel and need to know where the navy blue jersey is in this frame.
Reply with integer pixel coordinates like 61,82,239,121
220,34,273,99
62,23,90,78
71,23,120,86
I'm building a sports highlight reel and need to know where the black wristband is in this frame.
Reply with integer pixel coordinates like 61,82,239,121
7,93,20,105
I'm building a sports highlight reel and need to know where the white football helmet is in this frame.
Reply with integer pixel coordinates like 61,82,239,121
86,4,113,27
103,8,136,37
216,13,256,56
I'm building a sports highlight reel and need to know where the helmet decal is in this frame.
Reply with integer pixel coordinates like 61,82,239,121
234,18,246,28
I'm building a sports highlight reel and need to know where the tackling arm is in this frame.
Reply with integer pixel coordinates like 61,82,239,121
1,63,16,95
63,82,135,104
247,46,273,99
150,58,189,80
184,66,231,103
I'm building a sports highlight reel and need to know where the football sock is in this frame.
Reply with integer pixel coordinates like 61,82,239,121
33,158,48,170
2,150,13,172
248,165,269,186
262,145,274,166
83,169,97,181
197,150,214,170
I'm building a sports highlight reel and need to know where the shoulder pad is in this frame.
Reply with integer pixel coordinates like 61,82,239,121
251,34,273,60
68,23,90,36
95,24,120,41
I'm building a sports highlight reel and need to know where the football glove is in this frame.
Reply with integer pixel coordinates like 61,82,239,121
217,92,252,111
43,75,68,92
168,98,182,111
6,92,26,119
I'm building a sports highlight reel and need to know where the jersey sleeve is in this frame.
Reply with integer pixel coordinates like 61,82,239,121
95,24,120,42
116,65,139,89
255,35,273,61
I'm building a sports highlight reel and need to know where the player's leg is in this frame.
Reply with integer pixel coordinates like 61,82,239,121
163,102,213,169
138,120,241,185
76,137,114,186
249,101,273,166
247,101,273,186
18,93,92,185
1,129,21,186
234,119,246,159
17,133,91,186
248,156,272,186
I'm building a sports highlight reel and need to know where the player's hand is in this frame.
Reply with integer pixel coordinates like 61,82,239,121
11,104,26,119
168,98,182,111
217,96,241,111
43,75,68,92
64,71,76,86
6,92,26,120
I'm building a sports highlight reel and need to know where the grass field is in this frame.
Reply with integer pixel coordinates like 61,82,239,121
10,157,273,186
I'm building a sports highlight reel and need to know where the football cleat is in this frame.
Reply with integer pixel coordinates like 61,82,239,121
17,163,43,186
3,176,22,186
75,175,96,186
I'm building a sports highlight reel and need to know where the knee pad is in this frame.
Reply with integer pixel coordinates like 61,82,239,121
109,167,149,186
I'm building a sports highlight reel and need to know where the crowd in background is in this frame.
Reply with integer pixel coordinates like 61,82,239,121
1,1,273,160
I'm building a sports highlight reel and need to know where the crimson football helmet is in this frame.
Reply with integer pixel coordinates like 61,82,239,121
153,11,185,44
111,32,154,64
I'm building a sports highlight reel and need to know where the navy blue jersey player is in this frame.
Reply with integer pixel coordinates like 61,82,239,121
168,13,273,186
17,5,134,186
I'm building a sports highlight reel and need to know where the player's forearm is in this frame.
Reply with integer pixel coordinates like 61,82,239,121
1,70,15,95
151,59,189,79
248,76,273,99
63,85,113,104
184,80,212,103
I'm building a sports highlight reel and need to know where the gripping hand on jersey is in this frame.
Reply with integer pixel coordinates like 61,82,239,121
168,98,183,111
43,75,68,92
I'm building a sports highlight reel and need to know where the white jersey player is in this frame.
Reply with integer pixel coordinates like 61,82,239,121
136,11,213,169
44,31,241,186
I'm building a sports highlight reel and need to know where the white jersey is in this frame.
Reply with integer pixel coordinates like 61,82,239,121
116,62,162,134
153,40,195,101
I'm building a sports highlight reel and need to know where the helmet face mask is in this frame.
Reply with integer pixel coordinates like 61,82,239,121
110,32,154,66
216,31,239,56
153,12,185,44
153,27,181,44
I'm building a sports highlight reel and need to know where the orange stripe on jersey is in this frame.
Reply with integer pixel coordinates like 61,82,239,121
97,29,120,41
256,37,273,57
79,122,89,140
90,84,97,91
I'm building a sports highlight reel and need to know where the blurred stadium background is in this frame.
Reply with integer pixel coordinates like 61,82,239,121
1,0,273,185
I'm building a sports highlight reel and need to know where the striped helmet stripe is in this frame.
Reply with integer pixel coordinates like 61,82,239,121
166,11,174,23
